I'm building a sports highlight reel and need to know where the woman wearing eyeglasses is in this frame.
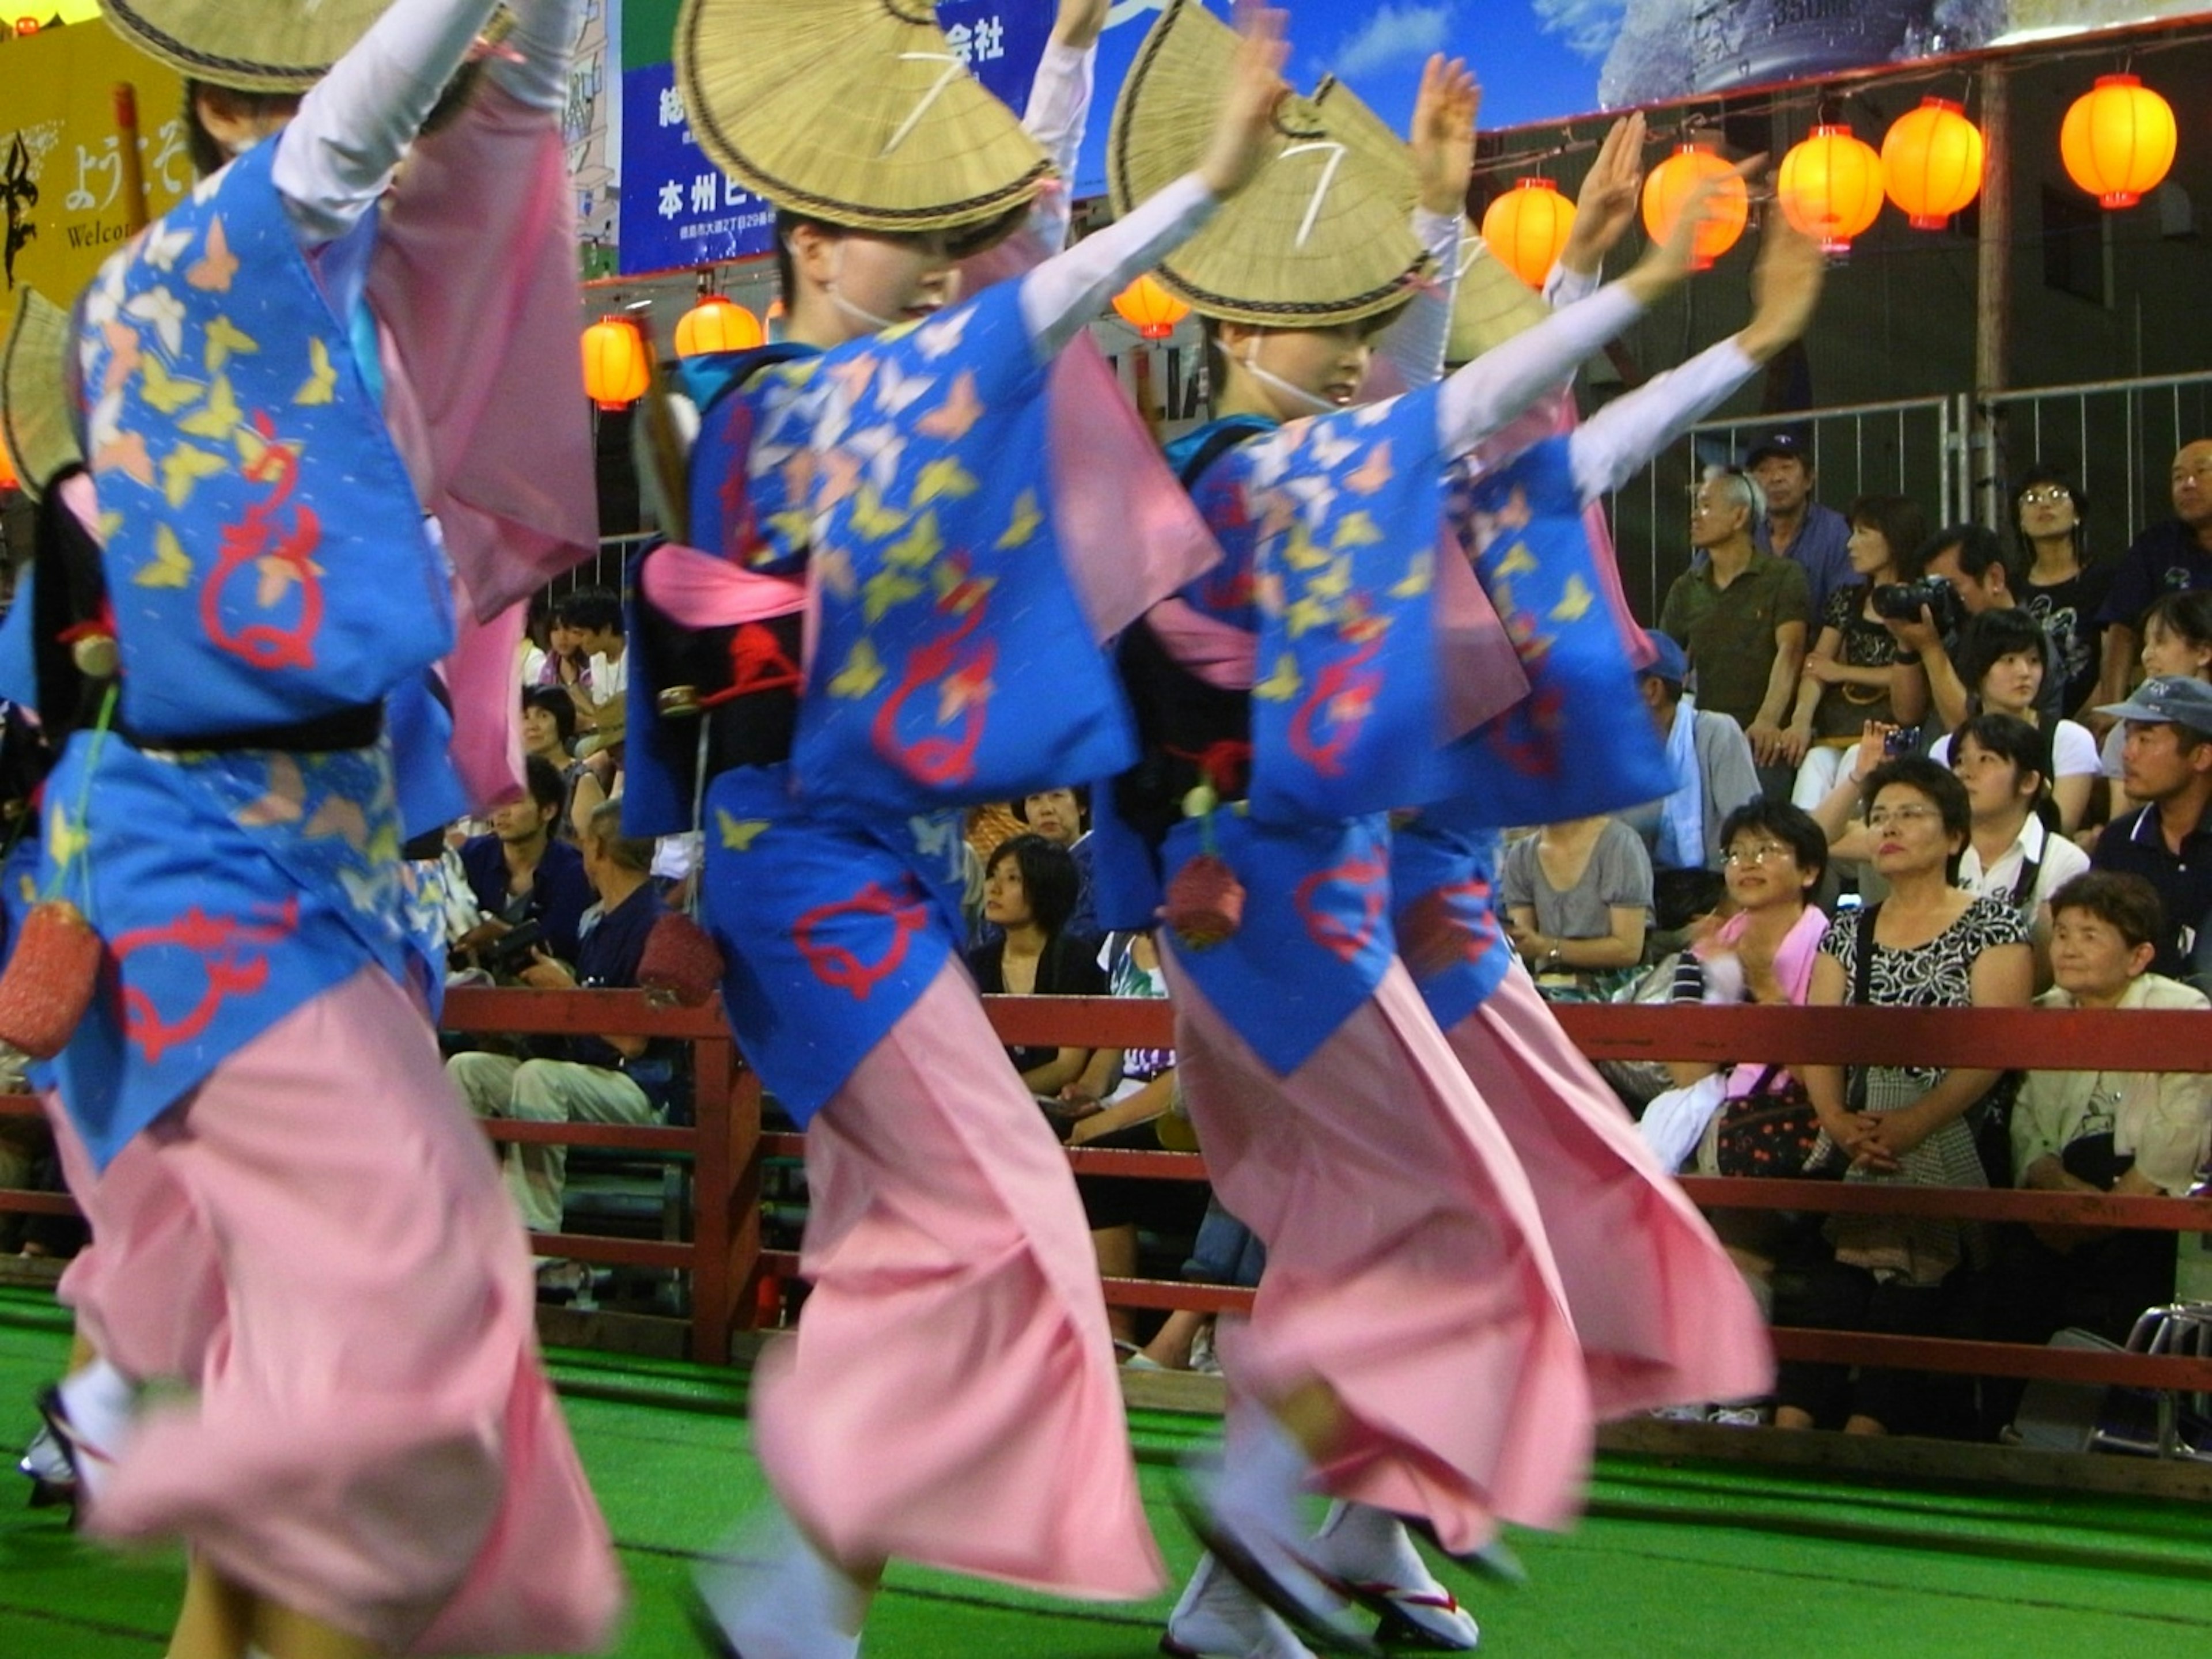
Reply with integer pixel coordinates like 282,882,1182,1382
2012,467,2114,724
1777,756,2033,1436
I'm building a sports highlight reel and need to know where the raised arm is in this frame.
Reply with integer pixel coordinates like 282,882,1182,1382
1373,56,1478,392
483,0,585,114
1565,215,1825,502
272,0,506,245
1020,0,1108,256
1555,112,1645,281
1018,5,1287,359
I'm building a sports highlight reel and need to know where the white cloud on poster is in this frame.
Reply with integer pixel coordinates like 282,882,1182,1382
1532,0,1630,59
1334,3,1456,78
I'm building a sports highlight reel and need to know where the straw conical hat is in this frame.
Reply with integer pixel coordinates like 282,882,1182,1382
2,290,82,505
103,0,393,92
677,0,1051,241
1446,234,1554,365
1108,0,1430,327
1310,75,1416,214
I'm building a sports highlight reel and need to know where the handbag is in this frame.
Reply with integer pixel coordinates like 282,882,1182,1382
1714,1064,1838,1179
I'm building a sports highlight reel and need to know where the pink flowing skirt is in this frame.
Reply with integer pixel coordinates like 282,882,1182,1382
49,966,621,1655
751,959,1165,1600
1161,945,1593,1551
1447,968,1774,1416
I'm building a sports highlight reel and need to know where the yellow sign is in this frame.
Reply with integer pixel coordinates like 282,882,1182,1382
2,17,188,312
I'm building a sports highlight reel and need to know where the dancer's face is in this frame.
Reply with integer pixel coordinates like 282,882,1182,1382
1218,320,1373,421
788,222,960,344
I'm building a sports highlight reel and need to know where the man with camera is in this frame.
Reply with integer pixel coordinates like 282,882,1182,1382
1881,524,2066,736
448,801,674,1298
1660,467,1812,800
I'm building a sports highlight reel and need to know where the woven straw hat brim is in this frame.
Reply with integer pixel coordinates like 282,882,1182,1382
2,291,82,505
1108,0,1429,328
1448,234,1555,365
677,0,1050,237
104,0,392,92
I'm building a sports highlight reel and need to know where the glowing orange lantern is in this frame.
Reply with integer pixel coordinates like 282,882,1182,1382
2061,74,2176,209
0,441,16,492
581,317,650,411
1480,177,1578,290
1639,144,1749,271
1111,273,1190,340
1880,98,1984,229
673,294,765,358
1777,124,1884,255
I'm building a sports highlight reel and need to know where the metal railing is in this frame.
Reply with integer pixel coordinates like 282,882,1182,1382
1977,370,2212,546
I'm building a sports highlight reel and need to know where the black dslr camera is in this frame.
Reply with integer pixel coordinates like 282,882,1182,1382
1871,575,1961,633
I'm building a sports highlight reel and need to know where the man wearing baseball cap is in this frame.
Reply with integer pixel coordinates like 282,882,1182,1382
2091,676,2212,984
1746,428,1854,617
1620,630,1763,872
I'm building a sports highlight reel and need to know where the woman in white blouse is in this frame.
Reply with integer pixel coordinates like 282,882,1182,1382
1930,607,2099,831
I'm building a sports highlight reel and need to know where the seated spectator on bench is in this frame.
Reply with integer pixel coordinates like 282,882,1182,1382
2099,591,2212,827
454,754,594,967
1930,608,2099,832
1058,929,1206,1352
1013,785,1100,946
1618,630,1762,873
2092,676,2212,989
1777,757,2033,1437
967,833,1103,1096
1502,815,1653,998
448,804,675,1301
1995,872,2212,1346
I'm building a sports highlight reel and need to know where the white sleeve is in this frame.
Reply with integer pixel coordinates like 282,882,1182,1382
1372,207,1464,392
484,0,584,113
1021,40,1097,256
1543,262,1600,310
271,0,505,245
1567,338,1759,503
1018,175,1217,361
1434,281,1643,459
2053,719,2101,777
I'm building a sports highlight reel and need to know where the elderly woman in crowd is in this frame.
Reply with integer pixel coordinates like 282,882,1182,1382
1777,757,2034,1436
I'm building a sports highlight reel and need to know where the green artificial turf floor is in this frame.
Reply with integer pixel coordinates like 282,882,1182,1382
2,1289,2210,1657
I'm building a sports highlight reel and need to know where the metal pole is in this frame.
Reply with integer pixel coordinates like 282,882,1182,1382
1974,66,2012,527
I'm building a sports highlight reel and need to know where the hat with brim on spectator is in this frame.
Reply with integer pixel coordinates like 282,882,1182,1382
1107,0,1431,328
675,0,1051,254
1639,630,1690,688
103,0,393,92
1743,427,1813,471
2,289,81,505
2096,676,2212,740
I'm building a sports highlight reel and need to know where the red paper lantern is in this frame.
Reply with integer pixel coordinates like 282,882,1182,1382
1639,144,1749,271
1111,273,1190,340
1480,177,1578,290
1881,99,1984,230
2061,74,2177,209
1778,124,1885,255
0,440,16,492
581,317,650,411
673,294,765,358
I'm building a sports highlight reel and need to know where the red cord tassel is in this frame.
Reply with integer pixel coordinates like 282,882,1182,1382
0,900,103,1058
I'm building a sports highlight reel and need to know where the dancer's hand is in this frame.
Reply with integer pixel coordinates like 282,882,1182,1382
1622,153,1763,305
1410,54,1479,218
1051,0,1109,50
1198,5,1290,199
1559,112,1645,275
1737,211,1826,365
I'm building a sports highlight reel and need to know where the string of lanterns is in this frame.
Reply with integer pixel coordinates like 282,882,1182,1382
1475,69,2179,286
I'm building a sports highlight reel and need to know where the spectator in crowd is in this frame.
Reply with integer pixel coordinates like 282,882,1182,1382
455,754,595,966
2012,465,2114,722
2090,676,2212,986
522,594,593,699
1747,428,1855,616
1997,873,2212,1349
1785,494,1930,810
965,833,1104,1096
1779,757,2033,1437
1660,467,1812,797
2099,590,2212,823
551,586,627,734
1926,608,2100,831
1502,815,1654,994
1887,525,2066,736
448,803,675,1301
2094,438,2212,724
1056,929,1205,1351
1620,630,1762,872
1944,713,2092,971
522,683,579,764
1013,784,1100,944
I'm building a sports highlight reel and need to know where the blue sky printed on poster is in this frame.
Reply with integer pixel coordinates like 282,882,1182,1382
618,1,1052,275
